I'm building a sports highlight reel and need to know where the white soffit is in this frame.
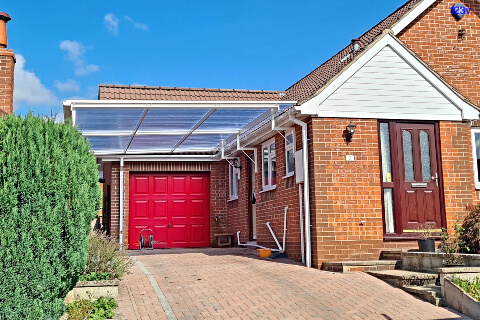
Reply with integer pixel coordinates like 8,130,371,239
298,33,479,121
63,100,296,156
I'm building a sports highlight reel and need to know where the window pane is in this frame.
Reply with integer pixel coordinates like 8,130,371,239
271,155,277,186
286,134,293,146
263,147,269,186
380,123,392,182
287,149,294,174
402,130,414,181
384,189,395,234
233,168,238,196
229,165,233,196
420,131,431,181
270,143,276,155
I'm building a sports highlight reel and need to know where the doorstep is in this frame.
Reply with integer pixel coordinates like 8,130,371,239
321,260,401,273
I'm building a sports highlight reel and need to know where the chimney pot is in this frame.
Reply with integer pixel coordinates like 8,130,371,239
0,12,11,48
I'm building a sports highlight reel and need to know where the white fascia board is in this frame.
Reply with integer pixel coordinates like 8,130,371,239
64,100,295,110
100,155,219,162
298,33,479,121
391,0,437,35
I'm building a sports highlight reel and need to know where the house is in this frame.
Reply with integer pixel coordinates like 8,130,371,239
64,0,480,269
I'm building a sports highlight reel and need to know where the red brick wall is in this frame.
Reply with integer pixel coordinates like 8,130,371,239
308,118,419,267
107,161,227,247
0,49,14,114
439,121,476,231
398,0,480,107
225,125,304,262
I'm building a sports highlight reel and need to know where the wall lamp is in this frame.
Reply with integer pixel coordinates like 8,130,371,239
233,158,242,170
346,122,357,142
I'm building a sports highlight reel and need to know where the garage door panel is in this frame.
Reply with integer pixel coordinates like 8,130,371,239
172,200,187,218
153,225,168,243
133,176,149,194
130,225,149,249
130,172,209,249
190,177,206,194
171,225,187,243
190,200,205,217
153,176,168,194
172,177,187,194
190,225,205,243
133,200,149,218
153,200,168,218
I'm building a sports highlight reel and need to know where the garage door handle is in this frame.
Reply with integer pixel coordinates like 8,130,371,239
168,223,172,228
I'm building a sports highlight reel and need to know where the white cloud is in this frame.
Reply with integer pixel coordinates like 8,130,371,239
13,54,58,109
104,13,119,35
59,40,99,76
124,16,149,31
54,79,80,92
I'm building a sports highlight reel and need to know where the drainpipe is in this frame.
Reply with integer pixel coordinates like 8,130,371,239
119,157,124,246
288,111,312,268
299,184,305,264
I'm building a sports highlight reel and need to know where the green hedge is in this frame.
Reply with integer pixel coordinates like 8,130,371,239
0,114,101,319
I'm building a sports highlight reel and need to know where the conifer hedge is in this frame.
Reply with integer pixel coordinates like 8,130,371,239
0,114,101,319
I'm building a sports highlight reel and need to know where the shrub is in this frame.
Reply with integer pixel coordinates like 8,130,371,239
451,277,480,301
0,114,101,319
66,297,117,320
461,204,480,253
78,272,114,282
83,230,132,279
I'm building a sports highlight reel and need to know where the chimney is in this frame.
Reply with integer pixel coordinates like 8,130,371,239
0,12,14,115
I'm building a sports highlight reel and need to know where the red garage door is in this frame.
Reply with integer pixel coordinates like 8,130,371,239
129,172,210,249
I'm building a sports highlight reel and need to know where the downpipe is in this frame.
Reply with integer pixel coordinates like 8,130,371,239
119,157,124,246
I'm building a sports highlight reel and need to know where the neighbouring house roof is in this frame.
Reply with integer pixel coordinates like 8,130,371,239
98,84,286,101
284,0,425,104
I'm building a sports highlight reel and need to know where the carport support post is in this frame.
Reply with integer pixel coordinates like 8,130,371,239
288,112,311,268
119,157,124,246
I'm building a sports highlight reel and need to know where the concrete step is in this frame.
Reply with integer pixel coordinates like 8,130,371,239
367,269,438,287
321,260,400,273
403,285,445,307
380,250,403,261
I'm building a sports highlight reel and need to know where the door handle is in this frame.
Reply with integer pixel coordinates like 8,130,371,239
168,223,172,228
431,173,438,187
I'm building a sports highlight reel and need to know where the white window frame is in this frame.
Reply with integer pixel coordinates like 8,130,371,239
261,138,276,191
285,129,295,177
229,157,240,200
471,128,480,189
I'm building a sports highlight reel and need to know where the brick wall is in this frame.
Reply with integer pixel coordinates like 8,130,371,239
225,125,304,262
0,49,14,114
439,121,476,231
398,0,480,107
107,161,227,247
308,118,418,267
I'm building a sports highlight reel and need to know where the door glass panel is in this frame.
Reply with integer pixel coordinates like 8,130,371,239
420,131,432,181
402,130,414,181
380,123,392,182
384,189,395,234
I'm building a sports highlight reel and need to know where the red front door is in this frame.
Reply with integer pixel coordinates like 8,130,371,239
129,172,210,249
396,123,442,231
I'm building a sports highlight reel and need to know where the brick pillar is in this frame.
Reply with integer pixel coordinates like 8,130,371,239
0,49,15,114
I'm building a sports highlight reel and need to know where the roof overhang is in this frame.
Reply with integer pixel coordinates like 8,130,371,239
63,99,296,157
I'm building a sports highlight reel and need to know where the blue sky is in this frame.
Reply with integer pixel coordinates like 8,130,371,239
3,0,407,118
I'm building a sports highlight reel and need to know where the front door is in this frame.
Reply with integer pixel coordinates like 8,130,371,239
396,123,442,231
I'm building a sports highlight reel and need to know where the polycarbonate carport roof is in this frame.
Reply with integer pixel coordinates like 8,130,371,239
63,100,296,156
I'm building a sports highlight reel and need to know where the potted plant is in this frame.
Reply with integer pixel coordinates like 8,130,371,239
415,223,436,252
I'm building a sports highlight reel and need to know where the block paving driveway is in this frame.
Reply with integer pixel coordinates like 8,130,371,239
117,248,470,320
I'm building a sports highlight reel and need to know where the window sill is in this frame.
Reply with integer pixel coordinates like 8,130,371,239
227,196,238,202
475,185,480,191
283,173,294,179
260,186,277,193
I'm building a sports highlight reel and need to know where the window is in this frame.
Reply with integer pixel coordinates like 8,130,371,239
262,138,276,191
229,158,239,200
285,129,295,176
471,128,480,189
379,122,395,234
